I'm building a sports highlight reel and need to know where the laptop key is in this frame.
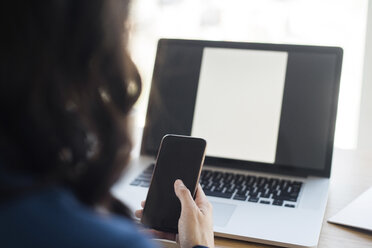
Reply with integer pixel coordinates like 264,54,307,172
204,190,233,199
284,204,295,208
213,186,224,193
259,200,270,204
273,195,297,202
260,192,271,198
248,197,259,203
233,195,247,201
137,174,151,181
130,180,141,186
204,184,213,191
226,187,236,194
140,181,150,187
292,181,303,187
249,192,259,198
272,200,283,206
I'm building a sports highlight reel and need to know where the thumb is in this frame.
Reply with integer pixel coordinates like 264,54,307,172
174,179,196,210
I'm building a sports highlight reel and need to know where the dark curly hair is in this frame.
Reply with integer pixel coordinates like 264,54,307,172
0,0,140,217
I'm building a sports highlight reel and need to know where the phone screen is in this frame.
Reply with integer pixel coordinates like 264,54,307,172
141,135,206,233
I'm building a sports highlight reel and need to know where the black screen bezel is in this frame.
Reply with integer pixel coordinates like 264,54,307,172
141,38,343,178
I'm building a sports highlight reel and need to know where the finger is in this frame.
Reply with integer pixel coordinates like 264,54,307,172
134,209,143,219
195,183,207,203
194,184,212,214
174,179,196,210
149,230,177,241
139,228,175,241
141,200,145,208
196,183,206,198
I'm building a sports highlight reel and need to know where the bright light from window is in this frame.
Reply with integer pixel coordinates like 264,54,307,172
128,0,368,150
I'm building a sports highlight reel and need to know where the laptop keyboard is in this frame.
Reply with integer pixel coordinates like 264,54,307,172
129,164,155,188
130,164,303,208
200,169,302,207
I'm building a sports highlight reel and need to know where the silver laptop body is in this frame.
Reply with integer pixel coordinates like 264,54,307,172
113,39,343,248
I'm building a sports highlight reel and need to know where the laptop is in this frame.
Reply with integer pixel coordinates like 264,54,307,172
112,39,343,248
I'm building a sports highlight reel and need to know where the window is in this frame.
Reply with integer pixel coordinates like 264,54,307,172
128,0,368,149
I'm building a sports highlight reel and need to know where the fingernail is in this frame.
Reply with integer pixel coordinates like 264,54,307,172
175,179,184,186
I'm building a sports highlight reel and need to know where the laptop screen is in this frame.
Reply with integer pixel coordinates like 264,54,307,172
141,39,343,177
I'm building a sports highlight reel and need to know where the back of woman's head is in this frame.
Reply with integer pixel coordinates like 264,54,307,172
0,0,140,212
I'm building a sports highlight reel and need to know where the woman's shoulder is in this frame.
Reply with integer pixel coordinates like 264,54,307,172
0,187,156,248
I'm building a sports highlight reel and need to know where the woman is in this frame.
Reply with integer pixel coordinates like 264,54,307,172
0,1,214,248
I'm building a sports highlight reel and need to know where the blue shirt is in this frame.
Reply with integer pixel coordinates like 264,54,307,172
0,187,156,248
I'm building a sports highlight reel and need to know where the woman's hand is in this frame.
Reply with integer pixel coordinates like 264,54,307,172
135,180,214,248
174,179,214,248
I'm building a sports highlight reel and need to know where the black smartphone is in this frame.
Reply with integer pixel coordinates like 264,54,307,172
140,134,207,233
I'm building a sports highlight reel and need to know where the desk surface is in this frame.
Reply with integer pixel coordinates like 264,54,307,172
214,149,372,248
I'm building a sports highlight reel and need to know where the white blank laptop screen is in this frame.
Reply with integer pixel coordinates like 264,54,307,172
191,48,288,163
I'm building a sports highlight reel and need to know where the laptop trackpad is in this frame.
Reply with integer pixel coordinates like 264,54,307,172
210,201,236,227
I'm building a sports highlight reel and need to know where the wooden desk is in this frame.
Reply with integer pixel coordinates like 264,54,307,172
214,149,372,248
